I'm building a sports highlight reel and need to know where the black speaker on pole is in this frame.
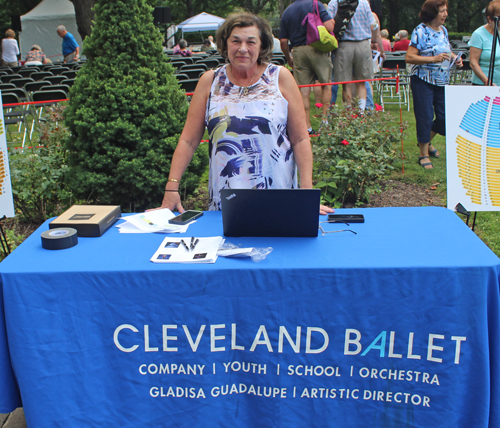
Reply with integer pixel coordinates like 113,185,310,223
153,7,171,25
11,15,22,32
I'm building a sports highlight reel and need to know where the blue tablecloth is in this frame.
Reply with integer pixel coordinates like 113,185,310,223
1,207,500,427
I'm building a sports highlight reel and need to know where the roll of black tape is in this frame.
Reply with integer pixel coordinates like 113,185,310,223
41,228,78,250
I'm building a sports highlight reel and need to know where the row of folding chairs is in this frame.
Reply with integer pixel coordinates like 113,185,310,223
0,60,85,75
2,87,69,148
1,72,77,86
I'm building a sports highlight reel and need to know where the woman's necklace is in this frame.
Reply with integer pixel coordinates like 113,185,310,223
228,65,259,96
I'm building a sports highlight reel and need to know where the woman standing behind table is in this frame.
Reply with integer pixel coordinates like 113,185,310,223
405,0,462,170
159,13,333,215
469,0,500,86
1,29,19,67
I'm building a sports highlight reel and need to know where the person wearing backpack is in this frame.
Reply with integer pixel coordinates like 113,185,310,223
280,0,335,135
328,0,383,110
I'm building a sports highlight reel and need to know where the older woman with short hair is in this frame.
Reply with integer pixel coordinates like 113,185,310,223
405,0,462,169
159,12,333,215
469,0,500,86
1,29,19,67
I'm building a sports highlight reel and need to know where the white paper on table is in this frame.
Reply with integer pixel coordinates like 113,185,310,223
151,236,225,263
115,208,192,233
116,221,189,234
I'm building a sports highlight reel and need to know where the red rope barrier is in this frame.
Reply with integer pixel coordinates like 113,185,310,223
3,99,68,107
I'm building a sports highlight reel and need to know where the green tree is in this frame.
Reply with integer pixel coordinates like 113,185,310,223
0,0,42,36
64,0,208,212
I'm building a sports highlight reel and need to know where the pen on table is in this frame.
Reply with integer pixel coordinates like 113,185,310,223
192,238,199,251
181,239,190,252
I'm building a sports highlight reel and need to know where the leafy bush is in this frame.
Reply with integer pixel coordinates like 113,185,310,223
313,103,407,207
9,105,73,223
64,0,208,212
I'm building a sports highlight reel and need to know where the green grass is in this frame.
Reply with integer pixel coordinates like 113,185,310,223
309,84,500,257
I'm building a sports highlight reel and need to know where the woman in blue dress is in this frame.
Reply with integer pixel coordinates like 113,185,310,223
405,0,462,169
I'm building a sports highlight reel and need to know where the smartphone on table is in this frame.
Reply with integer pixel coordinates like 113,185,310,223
168,210,203,225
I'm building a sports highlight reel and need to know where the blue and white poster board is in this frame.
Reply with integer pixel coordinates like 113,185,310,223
0,92,15,218
446,86,500,212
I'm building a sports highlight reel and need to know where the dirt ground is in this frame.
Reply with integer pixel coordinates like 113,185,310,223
364,180,445,208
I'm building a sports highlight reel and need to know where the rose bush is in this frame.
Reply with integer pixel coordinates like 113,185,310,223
313,102,408,207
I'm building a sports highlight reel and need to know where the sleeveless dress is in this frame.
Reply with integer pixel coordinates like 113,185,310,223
205,63,297,211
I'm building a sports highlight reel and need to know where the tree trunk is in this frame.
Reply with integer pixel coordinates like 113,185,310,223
69,0,95,40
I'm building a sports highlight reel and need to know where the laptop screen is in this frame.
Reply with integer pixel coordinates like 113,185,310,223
220,189,321,237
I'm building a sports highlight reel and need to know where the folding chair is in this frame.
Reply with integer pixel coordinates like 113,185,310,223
180,63,208,72
3,88,28,102
0,83,16,92
0,74,22,84
30,71,54,81
61,78,75,88
47,66,71,75
377,59,411,111
11,77,35,89
1,92,31,148
177,68,206,79
25,81,51,95
174,73,190,81
61,70,77,80
31,90,68,122
194,59,219,69
40,84,70,95
169,60,189,70
19,68,40,78
43,75,68,85
179,79,200,93
170,56,194,65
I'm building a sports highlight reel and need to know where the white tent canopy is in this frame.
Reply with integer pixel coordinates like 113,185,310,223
20,0,83,62
176,12,225,36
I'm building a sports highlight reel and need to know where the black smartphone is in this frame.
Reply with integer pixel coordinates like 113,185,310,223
327,214,365,223
168,210,203,225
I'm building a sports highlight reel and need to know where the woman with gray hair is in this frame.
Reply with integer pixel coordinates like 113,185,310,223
158,12,333,215
381,29,392,51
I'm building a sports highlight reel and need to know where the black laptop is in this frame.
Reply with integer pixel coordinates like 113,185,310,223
220,189,321,237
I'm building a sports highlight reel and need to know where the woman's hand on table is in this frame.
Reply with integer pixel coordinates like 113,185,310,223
146,192,185,213
320,204,334,215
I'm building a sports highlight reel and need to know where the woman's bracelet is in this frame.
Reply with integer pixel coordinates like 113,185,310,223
168,178,179,183
165,189,179,192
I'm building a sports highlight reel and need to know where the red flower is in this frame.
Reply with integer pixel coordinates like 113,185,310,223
341,140,349,145
315,103,323,108
351,114,358,119
375,104,383,111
